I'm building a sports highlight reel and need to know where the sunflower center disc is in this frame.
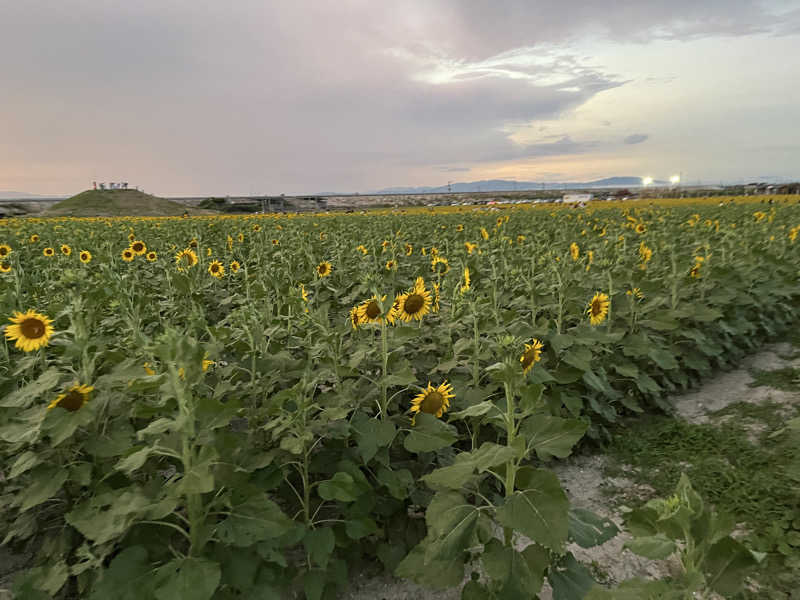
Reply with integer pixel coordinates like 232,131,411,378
59,391,84,412
366,302,380,319
420,391,444,414
21,318,45,339
405,294,424,314
521,351,535,370
591,301,602,317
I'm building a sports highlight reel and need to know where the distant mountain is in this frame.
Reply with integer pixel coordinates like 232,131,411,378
0,191,61,200
371,177,668,194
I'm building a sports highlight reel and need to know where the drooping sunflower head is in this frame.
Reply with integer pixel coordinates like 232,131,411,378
410,381,454,419
0,262,11,274
460,267,470,294
0,244,11,257
300,284,309,303
5,309,55,352
146,251,157,262
79,250,92,264
230,260,240,273
43,247,55,257
208,260,225,278
626,288,644,300
60,244,72,256
431,256,450,274
587,292,610,326
189,238,198,248
432,283,440,313
48,383,93,412
520,338,544,375
175,248,198,271
396,286,432,322
570,242,580,261
317,261,332,277
130,240,147,255
404,243,413,256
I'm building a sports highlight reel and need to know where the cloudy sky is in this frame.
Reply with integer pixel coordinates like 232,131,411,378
2,1,799,196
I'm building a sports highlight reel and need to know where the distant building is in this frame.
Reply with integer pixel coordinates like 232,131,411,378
561,193,592,204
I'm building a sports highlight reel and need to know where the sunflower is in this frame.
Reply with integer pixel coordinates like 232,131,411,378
386,260,397,271
130,240,147,255
5,309,54,352
317,261,332,277
626,288,644,299
635,223,647,234
465,242,477,255
432,283,440,313
480,228,489,241
48,384,93,412
189,238,199,248
460,267,470,294
252,224,262,232
60,244,71,256
404,243,413,256
520,339,544,375
121,248,135,262
175,248,198,271
272,238,280,246
0,245,11,258
430,247,439,256
128,233,136,242
689,263,702,279
230,260,240,273
356,245,368,255
457,224,464,232
410,381,454,419
570,242,580,261
395,286,432,323
146,251,157,262
587,292,610,326
143,362,156,376
237,233,244,243
431,256,450,274
356,295,393,325
517,235,526,244
226,235,233,250
300,284,309,309
0,262,11,274
29,234,39,243
208,260,225,278
79,250,92,264
43,247,55,257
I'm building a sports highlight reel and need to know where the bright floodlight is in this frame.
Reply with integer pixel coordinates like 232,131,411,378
642,176,654,186
670,174,681,185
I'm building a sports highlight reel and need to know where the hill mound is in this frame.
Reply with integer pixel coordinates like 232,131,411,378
46,189,204,217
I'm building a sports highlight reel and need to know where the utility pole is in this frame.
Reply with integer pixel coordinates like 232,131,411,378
448,181,452,193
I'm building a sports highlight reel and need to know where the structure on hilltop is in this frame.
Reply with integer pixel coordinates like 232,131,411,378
93,181,130,191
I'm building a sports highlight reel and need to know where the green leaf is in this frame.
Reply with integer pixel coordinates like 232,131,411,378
0,368,60,408
8,450,41,479
704,537,757,596
115,446,152,474
303,570,326,600
648,348,679,370
563,346,592,372
18,466,67,512
352,415,396,463
376,467,414,499
217,495,293,546
304,527,336,569
495,468,569,551
521,416,588,460
345,517,378,540
424,491,480,562
548,552,595,600
624,533,676,559
421,461,476,490
318,472,360,502
568,508,619,548
448,400,497,421
613,362,639,378
154,558,221,600
404,413,458,453
394,543,465,590
89,546,155,600
481,539,545,598
66,488,151,545
586,578,675,599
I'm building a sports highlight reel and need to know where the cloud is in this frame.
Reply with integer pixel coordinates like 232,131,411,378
624,134,649,145
437,167,471,172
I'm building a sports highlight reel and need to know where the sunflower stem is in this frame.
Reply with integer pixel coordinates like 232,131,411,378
379,319,389,421
502,381,518,548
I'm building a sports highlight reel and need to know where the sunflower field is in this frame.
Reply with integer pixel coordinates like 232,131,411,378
1,197,799,599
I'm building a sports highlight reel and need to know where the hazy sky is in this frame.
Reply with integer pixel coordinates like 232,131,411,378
2,1,799,196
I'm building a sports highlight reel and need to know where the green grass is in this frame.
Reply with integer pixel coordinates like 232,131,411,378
749,367,800,392
45,189,210,217
605,401,800,597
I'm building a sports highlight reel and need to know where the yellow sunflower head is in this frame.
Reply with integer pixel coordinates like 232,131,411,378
208,260,225,278
0,262,11,274
128,233,136,242
520,339,544,375
230,260,240,273
189,238,199,248
349,305,362,330
130,240,147,255
460,267,470,294
252,224,262,232
431,256,450,274
386,260,397,271
272,238,280,246
48,383,93,412
60,244,72,256
570,242,580,261
587,292,610,326
0,244,11,257
146,251,157,262
396,286,432,322
317,261,332,277
121,248,135,262
690,263,702,279
410,381,454,419
43,247,55,257
4,309,55,352
175,248,198,271
635,223,647,234
457,224,464,232
465,242,477,255
480,227,489,241
356,245,368,255
404,243,413,256
357,295,395,325
79,250,92,264
29,234,39,243
237,233,244,243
